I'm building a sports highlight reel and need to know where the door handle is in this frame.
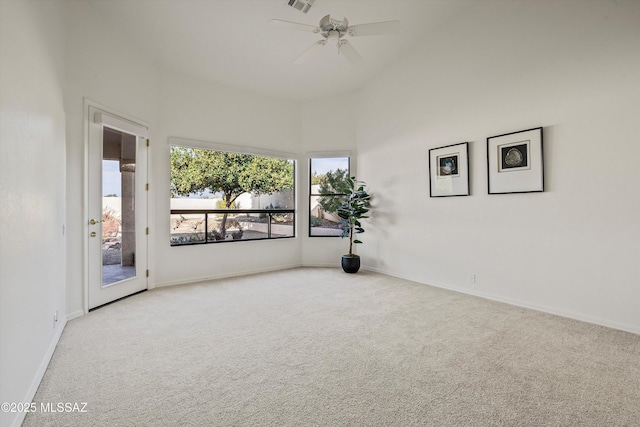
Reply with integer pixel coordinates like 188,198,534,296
90,218,103,225
90,232,97,237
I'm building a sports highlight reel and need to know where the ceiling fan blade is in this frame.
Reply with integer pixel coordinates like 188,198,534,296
348,20,401,37
270,19,320,34
294,40,326,64
338,40,363,66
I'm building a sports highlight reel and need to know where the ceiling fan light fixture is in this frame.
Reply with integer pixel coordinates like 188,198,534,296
287,0,315,14
327,30,341,40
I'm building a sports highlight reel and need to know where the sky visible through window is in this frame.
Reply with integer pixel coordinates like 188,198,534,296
104,157,346,198
311,157,348,175
102,160,121,196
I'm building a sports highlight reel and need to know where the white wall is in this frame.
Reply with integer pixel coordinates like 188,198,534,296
63,0,160,316
0,1,67,426
300,93,358,266
151,69,302,286
355,0,640,333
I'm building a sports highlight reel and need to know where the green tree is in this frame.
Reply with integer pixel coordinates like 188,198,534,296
311,171,324,185
317,168,349,215
170,146,293,233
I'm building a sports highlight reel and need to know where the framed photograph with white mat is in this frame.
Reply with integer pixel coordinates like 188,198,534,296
428,142,470,197
487,127,543,194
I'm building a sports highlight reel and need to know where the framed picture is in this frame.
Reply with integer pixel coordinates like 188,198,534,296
487,127,543,194
429,142,470,197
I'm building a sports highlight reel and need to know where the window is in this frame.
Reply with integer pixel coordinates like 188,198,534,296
309,156,350,237
170,144,295,245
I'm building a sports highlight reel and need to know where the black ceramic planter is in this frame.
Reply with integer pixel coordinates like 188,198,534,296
341,255,361,274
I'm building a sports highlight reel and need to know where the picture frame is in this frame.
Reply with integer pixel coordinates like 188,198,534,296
487,127,543,194
428,142,470,197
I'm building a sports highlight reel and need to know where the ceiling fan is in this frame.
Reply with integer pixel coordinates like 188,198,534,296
270,14,401,66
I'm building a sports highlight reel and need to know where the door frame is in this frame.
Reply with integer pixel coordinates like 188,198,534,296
83,99,150,313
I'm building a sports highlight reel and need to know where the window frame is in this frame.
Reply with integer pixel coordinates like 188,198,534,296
308,152,351,238
169,137,298,246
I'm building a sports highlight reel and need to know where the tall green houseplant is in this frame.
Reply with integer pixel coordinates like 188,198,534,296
337,177,371,273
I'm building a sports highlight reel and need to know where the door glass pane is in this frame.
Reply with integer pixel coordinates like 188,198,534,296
102,128,136,286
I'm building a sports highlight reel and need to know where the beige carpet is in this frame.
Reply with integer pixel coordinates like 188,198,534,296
25,268,640,426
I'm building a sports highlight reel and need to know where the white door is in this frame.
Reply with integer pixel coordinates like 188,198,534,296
87,105,148,310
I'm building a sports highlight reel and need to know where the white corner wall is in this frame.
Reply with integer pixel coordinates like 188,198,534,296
151,69,303,286
0,1,67,426
300,93,359,267
356,0,640,333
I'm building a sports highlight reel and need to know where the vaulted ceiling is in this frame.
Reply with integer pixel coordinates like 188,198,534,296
86,0,466,102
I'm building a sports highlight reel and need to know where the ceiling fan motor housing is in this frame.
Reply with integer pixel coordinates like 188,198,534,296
319,15,349,35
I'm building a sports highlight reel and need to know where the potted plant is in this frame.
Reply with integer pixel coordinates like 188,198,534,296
232,223,244,240
337,177,371,273
210,229,226,241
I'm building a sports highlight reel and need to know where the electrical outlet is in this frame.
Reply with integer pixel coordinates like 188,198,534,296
469,274,476,284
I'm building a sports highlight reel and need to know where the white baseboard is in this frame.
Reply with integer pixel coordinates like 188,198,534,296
66,309,85,321
363,266,640,336
301,262,341,268
11,317,67,427
153,263,303,288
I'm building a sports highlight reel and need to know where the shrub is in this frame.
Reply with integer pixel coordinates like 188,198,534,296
102,207,121,238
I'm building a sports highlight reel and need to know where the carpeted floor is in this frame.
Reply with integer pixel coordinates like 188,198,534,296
25,268,640,426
